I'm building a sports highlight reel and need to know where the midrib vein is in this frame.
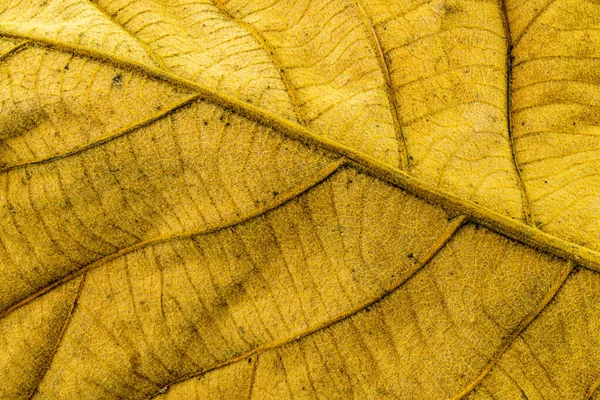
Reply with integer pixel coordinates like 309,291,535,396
1,31,600,272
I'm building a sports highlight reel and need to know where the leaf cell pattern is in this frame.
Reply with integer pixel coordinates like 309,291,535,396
1,0,600,398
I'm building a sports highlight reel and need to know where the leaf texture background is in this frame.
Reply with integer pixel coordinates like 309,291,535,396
1,0,600,398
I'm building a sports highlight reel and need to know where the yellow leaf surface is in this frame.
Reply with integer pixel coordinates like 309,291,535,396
1,0,600,398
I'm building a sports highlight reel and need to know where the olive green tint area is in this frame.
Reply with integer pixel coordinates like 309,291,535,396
1,0,600,398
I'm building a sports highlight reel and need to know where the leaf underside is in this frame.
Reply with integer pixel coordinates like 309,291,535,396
1,0,600,399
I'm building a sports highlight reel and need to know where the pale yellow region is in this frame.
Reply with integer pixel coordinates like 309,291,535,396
0,99,335,318
511,0,600,250
0,0,158,66
246,225,570,399
0,46,194,164
92,0,298,121
0,278,81,400
470,269,600,399
32,170,453,399
219,0,402,167
155,359,255,400
359,0,524,219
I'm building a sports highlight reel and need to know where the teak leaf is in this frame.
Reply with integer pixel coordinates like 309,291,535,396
1,0,600,398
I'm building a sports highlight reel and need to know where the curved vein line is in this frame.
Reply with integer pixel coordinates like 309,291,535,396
453,260,575,399
210,0,306,125
513,55,600,68
393,63,505,91
88,0,169,70
500,0,533,225
1,31,600,272
0,39,29,61
0,159,344,321
247,354,259,400
513,101,600,114
151,215,468,399
26,273,87,400
512,0,561,49
513,78,600,92
0,93,202,173
353,0,408,170
586,369,600,399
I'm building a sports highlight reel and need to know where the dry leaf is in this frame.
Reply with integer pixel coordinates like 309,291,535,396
1,0,600,398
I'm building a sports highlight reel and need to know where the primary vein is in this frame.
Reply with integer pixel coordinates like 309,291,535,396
1,30,599,273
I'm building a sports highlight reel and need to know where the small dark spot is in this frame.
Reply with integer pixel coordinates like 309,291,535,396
5,202,16,214
535,221,542,228
521,121,526,126
203,120,209,126
365,306,373,312
407,252,414,258
224,122,231,127
273,191,279,197
573,122,577,125
112,73,122,89
544,180,548,184
248,358,253,364
64,64,69,71
443,3,462,14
